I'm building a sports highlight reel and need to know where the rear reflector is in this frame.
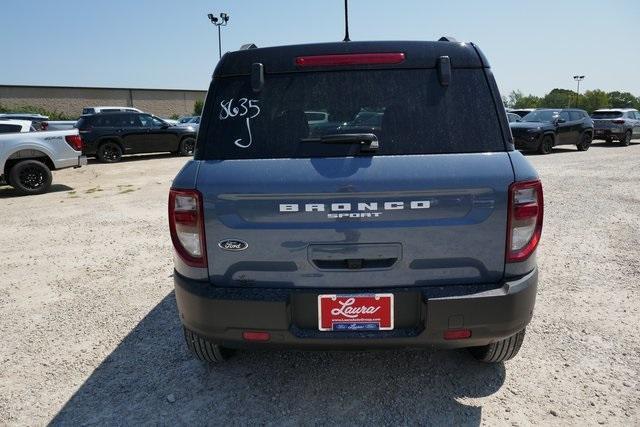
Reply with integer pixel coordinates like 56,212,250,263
443,329,472,340
295,52,405,67
507,180,544,263
169,189,207,268
64,134,84,152
242,331,271,341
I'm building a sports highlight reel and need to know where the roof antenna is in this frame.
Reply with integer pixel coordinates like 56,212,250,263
343,0,350,42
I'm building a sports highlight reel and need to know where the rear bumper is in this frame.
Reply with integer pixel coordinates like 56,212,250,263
174,268,538,350
593,129,625,139
76,155,87,168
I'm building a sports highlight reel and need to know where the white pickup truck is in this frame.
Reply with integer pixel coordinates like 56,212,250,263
0,120,87,195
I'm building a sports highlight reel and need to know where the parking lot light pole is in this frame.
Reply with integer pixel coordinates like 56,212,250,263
208,13,230,60
573,75,585,107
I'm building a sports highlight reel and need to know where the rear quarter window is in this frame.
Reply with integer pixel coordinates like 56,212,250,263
200,68,506,160
0,124,22,133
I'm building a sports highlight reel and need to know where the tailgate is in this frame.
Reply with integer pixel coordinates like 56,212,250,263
197,153,514,289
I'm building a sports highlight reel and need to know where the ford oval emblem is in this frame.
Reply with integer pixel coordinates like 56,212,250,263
218,239,248,251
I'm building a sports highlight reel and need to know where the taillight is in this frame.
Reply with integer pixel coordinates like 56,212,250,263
612,119,625,124
65,134,84,151
295,52,405,67
506,180,543,263
169,189,207,268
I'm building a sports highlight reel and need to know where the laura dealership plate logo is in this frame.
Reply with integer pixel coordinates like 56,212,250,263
218,239,248,251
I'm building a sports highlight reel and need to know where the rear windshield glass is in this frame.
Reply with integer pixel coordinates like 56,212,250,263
591,111,623,119
200,69,505,160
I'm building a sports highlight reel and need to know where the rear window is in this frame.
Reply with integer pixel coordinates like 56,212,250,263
0,124,22,133
200,69,505,160
591,111,623,119
82,108,95,115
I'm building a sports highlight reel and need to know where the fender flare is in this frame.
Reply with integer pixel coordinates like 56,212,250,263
1,143,56,173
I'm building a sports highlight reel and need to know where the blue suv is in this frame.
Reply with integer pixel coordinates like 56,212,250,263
168,39,543,364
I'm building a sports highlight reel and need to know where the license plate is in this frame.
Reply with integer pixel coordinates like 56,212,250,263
318,293,394,331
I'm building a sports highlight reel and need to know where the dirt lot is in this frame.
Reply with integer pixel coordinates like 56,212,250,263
1,143,639,426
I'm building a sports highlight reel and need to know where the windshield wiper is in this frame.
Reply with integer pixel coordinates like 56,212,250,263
300,133,379,152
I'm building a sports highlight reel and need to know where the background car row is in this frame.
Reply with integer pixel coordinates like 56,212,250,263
507,107,640,154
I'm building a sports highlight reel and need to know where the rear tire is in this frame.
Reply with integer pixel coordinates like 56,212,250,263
183,327,233,363
178,137,196,156
469,329,526,363
620,130,631,146
576,132,592,151
538,135,553,154
97,141,123,163
8,159,52,195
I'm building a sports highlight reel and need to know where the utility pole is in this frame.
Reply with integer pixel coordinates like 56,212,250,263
573,75,585,107
208,13,230,59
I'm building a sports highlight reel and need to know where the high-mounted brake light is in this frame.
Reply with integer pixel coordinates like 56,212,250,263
64,134,84,152
169,189,207,268
295,52,405,67
506,180,543,263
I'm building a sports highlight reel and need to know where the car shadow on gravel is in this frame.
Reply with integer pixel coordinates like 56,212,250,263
87,153,183,165
0,183,73,198
51,292,506,426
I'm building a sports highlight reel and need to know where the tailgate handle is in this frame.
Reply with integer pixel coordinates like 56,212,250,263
313,257,397,270
308,243,401,270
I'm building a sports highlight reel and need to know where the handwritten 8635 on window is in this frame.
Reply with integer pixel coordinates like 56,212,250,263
218,98,260,148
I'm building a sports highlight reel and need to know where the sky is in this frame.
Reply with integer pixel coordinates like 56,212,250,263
2,0,639,96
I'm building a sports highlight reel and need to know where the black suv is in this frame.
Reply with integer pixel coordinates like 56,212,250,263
509,109,594,154
76,112,197,162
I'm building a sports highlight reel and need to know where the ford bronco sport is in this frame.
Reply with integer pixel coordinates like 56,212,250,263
169,39,543,364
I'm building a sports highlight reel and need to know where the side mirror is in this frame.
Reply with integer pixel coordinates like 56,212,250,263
161,124,170,129
555,118,566,124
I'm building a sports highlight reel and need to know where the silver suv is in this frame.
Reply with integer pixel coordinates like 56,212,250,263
591,108,640,146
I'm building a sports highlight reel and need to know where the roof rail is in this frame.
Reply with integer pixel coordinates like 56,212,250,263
438,36,458,42
239,43,258,50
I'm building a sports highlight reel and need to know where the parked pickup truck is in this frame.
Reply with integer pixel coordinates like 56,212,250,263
170,39,543,365
0,125,86,195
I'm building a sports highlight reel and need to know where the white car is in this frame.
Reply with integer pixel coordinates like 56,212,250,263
0,125,87,195
161,118,179,126
177,115,200,132
82,106,143,115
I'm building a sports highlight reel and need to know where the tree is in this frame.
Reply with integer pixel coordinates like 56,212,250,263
540,88,575,108
504,90,541,108
580,90,609,113
607,91,638,109
193,99,204,115
503,90,523,108
515,94,542,108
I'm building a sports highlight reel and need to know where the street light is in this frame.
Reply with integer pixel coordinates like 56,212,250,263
208,12,230,59
573,75,585,107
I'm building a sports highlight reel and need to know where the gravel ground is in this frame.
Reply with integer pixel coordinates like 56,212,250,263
1,143,639,426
